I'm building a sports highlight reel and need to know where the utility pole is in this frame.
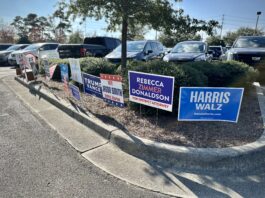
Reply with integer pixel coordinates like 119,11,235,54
84,17,87,37
255,11,262,35
220,14,224,39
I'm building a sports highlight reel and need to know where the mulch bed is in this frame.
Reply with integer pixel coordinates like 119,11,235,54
33,76,264,148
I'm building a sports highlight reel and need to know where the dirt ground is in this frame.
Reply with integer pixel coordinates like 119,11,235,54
33,76,264,148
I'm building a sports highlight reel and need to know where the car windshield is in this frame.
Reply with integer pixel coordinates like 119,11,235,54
23,44,41,51
171,43,206,53
233,37,265,48
114,41,146,52
6,45,20,51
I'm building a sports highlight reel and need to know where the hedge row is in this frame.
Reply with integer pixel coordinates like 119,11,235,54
40,57,258,114
40,57,117,76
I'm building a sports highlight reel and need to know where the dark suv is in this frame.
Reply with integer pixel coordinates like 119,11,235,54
58,44,106,59
105,40,165,64
226,36,265,67
84,36,121,57
0,44,13,51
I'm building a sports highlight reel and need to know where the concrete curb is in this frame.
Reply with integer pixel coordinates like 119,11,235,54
14,76,265,167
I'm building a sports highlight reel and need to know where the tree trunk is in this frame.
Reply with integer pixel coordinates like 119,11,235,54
121,16,128,76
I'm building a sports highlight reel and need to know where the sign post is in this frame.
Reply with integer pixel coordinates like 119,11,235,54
178,87,244,123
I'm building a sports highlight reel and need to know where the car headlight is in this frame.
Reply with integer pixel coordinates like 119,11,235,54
0,52,9,57
163,55,169,62
226,51,237,60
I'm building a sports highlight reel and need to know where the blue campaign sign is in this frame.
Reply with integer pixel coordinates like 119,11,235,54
178,87,244,123
60,64,69,82
82,73,102,99
69,84,81,100
129,71,175,112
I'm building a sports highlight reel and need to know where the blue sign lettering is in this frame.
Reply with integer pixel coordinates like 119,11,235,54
178,87,244,122
82,73,103,99
129,71,175,112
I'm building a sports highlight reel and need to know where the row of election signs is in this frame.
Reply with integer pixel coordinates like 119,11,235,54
50,58,244,123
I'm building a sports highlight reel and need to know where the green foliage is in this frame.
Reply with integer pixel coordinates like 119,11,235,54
11,14,53,42
46,57,116,77
16,35,31,44
180,61,258,87
159,9,219,47
79,57,116,76
223,27,264,46
68,30,84,44
206,36,225,46
125,60,208,113
64,0,177,70
125,60,257,114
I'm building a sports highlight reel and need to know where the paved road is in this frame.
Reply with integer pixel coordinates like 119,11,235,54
0,67,170,197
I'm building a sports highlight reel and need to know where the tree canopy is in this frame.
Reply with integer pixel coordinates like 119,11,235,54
63,0,177,73
68,30,84,43
223,27,265,46
11,14,53,42
159,9,219,47
206,35,225,46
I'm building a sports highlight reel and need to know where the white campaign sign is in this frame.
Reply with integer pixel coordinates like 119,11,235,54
69,58,83,84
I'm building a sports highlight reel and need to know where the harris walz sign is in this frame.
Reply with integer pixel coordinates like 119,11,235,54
129,71,175,112
178,87,244,123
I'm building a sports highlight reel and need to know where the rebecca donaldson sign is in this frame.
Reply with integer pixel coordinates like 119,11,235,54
178,87,244,123
129,71,175,112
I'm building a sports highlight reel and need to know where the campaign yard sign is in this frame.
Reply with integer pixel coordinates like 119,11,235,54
178,87,244,123
100,74,124,107
43,59,50,79
60,64,69,82
129,71,175,112
69,84,81,100
83,73,102,98
69,58,83,84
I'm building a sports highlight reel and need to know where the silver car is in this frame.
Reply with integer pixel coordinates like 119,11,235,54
163,41,212,63
8,43,59,65
0,44,28,65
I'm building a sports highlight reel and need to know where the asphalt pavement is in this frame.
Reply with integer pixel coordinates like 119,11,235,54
0,67,170,198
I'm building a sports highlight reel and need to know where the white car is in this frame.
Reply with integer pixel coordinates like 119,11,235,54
0,44,28,65
8,43,59,65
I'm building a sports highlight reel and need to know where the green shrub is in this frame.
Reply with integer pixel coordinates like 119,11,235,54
181,61,258,87
126,60,258,115
79,57,116,76
46,57,116,77
126,60,208,114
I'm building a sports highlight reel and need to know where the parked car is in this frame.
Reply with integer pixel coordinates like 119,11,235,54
163,41,212,62
209,45,224,60
0,44,29,65
226,36,265,68
58,44,106,59
84,36,121,57
105,40,165,64
9,43,59,65
0,44,13,51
